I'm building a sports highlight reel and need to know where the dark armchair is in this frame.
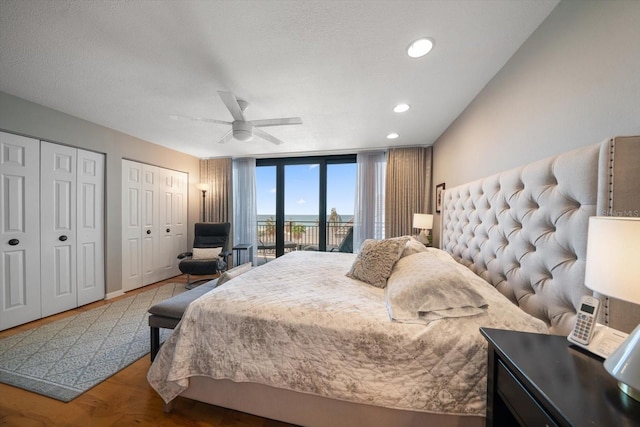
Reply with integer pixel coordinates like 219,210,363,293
178,222,231,289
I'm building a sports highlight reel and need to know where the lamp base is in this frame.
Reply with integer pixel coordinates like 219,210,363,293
618,381,640,402
415,230,432,246
604,323,640,402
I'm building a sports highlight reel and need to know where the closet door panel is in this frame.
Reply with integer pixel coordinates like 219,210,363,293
160,185,174,274
41,141,77,317
173,171,188,274
0,132,41,330
76,149,105,306
142,165,160,285
158,169,176,279
158,169,188,279
122,160,143,291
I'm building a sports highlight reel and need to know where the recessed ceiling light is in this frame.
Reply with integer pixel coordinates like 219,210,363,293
407,37,434,58
394,104,410,113
387,133,399,140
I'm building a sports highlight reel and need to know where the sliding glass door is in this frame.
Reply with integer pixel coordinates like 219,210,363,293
326,163,356,251
256,166,276,260
257,155,355,262
284,163,319,252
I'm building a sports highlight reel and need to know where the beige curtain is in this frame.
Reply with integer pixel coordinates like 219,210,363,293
200,158,232,223
385,146,433,237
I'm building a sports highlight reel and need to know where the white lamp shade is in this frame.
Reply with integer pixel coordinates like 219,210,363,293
585,216,640,305
413,213,434,230
196,183,210,192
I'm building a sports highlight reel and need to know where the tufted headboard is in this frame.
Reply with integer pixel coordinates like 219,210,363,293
440,136,640,335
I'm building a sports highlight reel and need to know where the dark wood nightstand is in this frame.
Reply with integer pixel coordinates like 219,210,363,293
480,327,640,427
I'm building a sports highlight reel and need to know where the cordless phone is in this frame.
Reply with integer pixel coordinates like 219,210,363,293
568,295,629,359
569,295,600,345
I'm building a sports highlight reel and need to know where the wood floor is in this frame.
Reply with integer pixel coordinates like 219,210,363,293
0,275,295,427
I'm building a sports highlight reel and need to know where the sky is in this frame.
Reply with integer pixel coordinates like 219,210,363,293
256,163,356,217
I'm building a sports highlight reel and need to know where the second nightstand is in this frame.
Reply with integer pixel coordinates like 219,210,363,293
480,327,640,427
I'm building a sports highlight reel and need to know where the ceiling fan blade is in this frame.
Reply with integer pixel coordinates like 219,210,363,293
216,130,234,144
251,117,303,128
170,114,231,126
253,128,284,145
197,118,232,125
218,91,246,122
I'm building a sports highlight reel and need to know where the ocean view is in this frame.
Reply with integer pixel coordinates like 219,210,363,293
257,214,354,223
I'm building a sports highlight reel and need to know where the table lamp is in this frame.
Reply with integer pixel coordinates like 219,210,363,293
413,213,434,245
584,216,640,402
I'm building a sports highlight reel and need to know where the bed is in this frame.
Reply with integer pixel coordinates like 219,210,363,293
148,135,640,426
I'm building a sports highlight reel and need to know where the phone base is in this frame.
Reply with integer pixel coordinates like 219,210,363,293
567,323,628,359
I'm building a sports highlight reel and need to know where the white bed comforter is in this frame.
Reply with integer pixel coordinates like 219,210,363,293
147,249,547,416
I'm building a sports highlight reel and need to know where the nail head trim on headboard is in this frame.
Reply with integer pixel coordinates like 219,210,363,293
598,136,640,333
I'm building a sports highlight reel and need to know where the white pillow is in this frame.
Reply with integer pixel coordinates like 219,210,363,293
217,262,253,287
401,237,428,258
192,247,222,260
385,252,488,324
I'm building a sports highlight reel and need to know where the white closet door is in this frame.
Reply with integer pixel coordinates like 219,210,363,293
158,169,176,278
122,161,188,290
122,160,143,291
0,132,41,330
76,149,105,306
40,141,77,317
163,169,188,278
173,170,188,274
142,164,160,285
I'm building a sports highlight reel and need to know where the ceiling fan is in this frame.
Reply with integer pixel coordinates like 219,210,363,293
172,91,302,145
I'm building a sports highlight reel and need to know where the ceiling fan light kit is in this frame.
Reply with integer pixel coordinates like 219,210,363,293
175,91,302,146
232,121,254,142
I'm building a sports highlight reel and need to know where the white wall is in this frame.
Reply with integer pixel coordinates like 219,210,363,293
0,91,201,295
432,0,640,245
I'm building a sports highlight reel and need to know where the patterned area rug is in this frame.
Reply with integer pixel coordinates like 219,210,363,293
0,283,186,402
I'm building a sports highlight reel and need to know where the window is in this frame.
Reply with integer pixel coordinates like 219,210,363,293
256,155,356,261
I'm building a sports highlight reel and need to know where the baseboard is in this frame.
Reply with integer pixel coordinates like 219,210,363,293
105,290,125,300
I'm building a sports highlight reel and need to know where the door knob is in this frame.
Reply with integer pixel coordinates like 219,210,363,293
146,230,151,234
166,228,170,233
59,235,68,241
8,239,19,246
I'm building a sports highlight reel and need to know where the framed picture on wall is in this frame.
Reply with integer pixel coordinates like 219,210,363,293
435,183,445,214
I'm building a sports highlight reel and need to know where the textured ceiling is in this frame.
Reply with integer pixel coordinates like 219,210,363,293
0,0,559,158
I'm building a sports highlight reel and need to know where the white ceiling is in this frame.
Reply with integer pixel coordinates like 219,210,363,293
0,0,559,159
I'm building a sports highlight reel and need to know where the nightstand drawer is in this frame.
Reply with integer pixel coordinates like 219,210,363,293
496,360,558,427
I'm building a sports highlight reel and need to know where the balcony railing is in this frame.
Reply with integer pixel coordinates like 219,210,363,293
257,220,352,253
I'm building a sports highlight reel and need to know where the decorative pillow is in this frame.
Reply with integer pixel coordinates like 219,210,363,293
216,262,253,287
401,237,428,258
346,237,410,288
385,251,488,324
192,247,222,260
